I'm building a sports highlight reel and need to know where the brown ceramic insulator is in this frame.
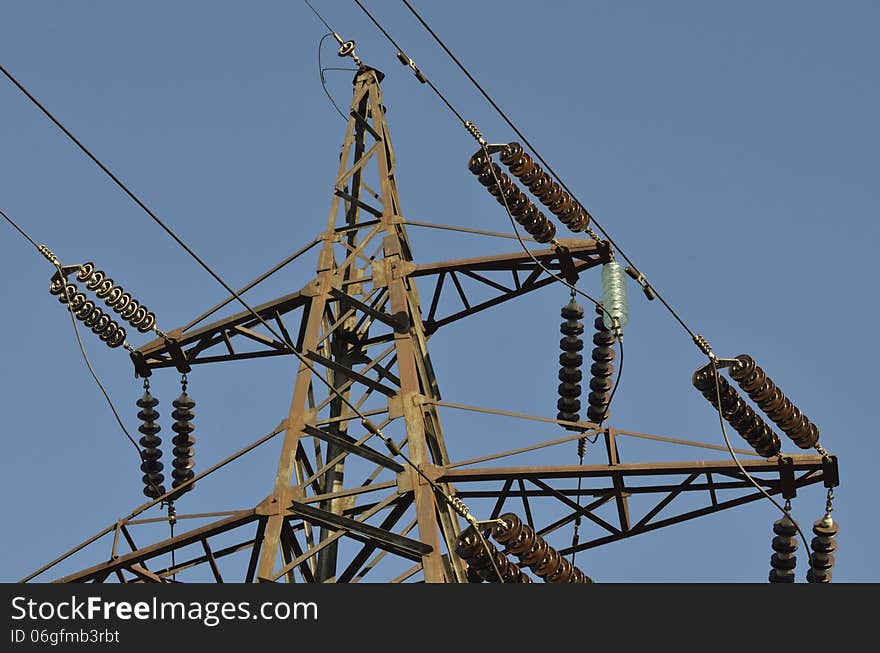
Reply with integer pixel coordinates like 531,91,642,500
454,529,484,560
465,565,484,583
557,299,585,425
491,513,591,583
469,149,558,243
136,390,165,499
534,547,562,577
587,307,616,424
728,354,820,449
519,537,550,567
546,556,575,583
505,525,537,557
549,191,573,217
49,277,128,348
768,516,798,583
74,262,157,333
693,368,781,457
499,142,592,233
468,151,491,174
492,513,524,544
169,392,196,497
455,526,530,583
807,517,838,583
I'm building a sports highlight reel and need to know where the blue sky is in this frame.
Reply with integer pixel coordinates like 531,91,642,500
1,1,877,582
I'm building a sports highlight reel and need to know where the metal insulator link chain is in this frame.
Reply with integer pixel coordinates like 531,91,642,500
584,224,601,241
825,488,834,515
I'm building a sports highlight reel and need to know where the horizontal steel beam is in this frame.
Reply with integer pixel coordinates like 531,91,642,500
412,240,608,277
134,291,308,369
289,501,432,561
437,456,825,483
52,511,258,583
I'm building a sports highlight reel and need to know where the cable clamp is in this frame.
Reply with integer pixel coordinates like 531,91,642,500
395,51,427,83
37,243,61,267
693,333,718,362
624,265,657,300
464,121,487,146
448,495,476,523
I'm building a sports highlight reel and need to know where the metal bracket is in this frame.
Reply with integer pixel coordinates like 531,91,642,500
694,358,739,376
129,350,152,378
822,455,840,488
164,337,192,374
777,456,797,500
554,244,580,285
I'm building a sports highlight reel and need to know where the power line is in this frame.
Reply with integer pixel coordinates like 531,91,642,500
318,32,350,120
351,3,618,319
397,0,698,341
353,1,828,561
709,360,815,570
349,1,627,418
0,62,367,423
353,0,466,124
1,61,488,554
395,0,824,549
1,207,40,249
0,207,164,498
304,0,338,35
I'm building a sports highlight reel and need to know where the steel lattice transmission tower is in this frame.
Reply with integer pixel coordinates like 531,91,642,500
25,66,835,584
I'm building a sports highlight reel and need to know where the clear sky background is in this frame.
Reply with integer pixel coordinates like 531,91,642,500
1,1,877,582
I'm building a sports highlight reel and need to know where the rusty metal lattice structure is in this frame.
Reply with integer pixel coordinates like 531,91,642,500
24,67,833,584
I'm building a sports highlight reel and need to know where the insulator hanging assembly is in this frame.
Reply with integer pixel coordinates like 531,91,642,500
498,142,591,233
768,514,798,583
454,526,532,583
557,297,584,428
136,387,166,499
601,262,629,332
587,303,617,424
727,354,820,450
75,262,158,334
468,150,557,244
692,367,781,458
169,380,196,498
807,500,838,583
491,512,592,583
49,276,127,348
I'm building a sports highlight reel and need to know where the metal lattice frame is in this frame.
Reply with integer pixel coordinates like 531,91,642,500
24,67,832,584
